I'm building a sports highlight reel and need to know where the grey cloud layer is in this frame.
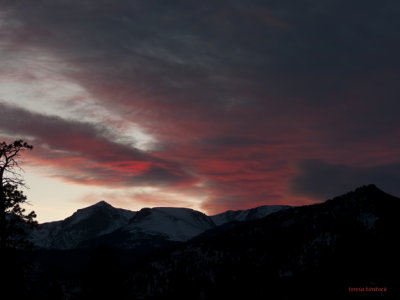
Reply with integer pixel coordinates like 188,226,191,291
6,1,400,98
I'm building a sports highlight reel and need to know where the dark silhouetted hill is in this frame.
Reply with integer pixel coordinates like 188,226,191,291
127,185,400,299
24,185,400,299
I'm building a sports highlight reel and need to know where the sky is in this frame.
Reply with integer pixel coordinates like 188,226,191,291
1,0,400,223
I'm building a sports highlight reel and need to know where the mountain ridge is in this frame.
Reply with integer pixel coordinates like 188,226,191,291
126,184,400,299
24,184,400,299
29,184,394,251
30,201,290,249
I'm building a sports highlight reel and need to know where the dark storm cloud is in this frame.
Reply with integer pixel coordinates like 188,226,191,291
290,159,400,200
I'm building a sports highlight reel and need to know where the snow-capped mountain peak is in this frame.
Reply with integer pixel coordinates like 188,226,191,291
30,201,135,249
126,207,216,242
29,202,290,249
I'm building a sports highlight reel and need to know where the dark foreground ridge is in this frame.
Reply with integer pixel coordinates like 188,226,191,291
15,185,400,299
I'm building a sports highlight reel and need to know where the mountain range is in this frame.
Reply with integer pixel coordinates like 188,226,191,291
23,184,400,299
125,184,400,299
29,201,289,249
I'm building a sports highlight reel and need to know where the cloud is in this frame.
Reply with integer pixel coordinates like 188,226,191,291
290,159,400,200
4,0,400,138
199,136,274,148
0,102,195,187
1,1,400,213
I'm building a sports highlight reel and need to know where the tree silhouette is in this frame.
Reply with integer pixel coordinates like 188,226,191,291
0,140,36,297
0,140,35,250
3,184,37,249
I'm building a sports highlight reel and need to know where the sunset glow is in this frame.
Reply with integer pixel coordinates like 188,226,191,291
1,1,399,222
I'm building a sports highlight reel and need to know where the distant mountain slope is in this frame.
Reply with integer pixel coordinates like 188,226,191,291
30,201,288,249
125,207,215,241
127,185,400,299
211,205,290,225
30,201,135,249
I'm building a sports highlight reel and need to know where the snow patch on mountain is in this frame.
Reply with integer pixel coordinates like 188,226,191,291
126,207,216,242
211,205,290,226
